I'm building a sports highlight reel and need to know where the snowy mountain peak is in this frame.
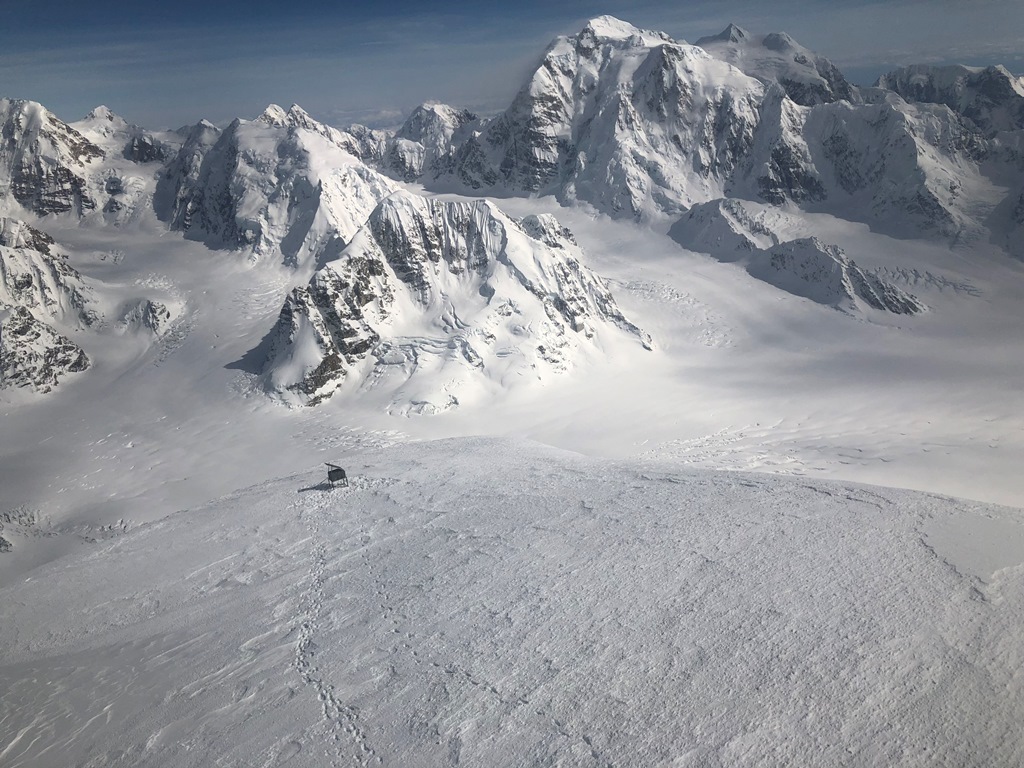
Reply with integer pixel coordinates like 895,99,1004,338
0,98,105,216
697,27,854,105
260,188,649,407
396,103,476,143
155,106,396,266
428,16,765,218
575,15,674,50
581,15,655,41
82,105,126,125
699,23,750,44
255,103,289,126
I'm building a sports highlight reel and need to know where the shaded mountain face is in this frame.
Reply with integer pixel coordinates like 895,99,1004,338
0,99,104,216
384,103,479,182
696,24,855,107
154,104,397,268
669,200,924,315
260,189,650,407
877,64,1024,135
748,238,925,315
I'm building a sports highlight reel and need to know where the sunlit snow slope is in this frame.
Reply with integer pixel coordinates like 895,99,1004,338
1,438,1022,767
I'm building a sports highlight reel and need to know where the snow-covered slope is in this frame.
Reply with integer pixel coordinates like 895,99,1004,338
878,64,1024,135
262,189,650,407
748,237,925,314
1,437,1022,767
667,197,785,255
669,200,924,313
697,24,855,106
435,16,765,219
155,104,398,268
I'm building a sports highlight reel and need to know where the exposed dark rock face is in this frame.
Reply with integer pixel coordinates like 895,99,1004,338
118,298,173,336
260,190,649,405
748,238,926,314
124,134,170,163
155,107,396,267
0,218,54,254
1,305,89,392
0,99,103,217
877,64,1024,135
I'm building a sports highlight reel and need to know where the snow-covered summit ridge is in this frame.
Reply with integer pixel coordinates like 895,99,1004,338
260,188,650,408
696,24,855,106
575,15,674,46
155,103,397,268
428,15,765,219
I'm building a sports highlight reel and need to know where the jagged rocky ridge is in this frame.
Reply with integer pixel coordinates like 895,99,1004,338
154,104,397,268
351,16,1016,241
0,218,94,391
877,64,1024,135
749,238,925,314
428,16,766,218
261,190,651,408
0,99,104,216
669,199,924,314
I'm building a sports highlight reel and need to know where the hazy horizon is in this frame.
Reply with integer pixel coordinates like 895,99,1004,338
2,0,1022,130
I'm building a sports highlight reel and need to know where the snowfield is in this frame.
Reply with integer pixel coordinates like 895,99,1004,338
3,12,1024,765
2,437,1022,767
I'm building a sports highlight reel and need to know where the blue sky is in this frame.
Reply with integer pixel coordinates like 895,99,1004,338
2,0,1022,129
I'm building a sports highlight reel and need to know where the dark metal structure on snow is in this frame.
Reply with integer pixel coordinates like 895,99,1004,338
325,463,348,488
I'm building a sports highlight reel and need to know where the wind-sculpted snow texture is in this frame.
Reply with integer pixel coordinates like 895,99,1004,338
1,438,1022,767
670,200,925,314
262,190,650,406
155,104,398,268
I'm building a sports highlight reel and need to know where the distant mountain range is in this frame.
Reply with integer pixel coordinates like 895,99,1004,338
2,15,1023,402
